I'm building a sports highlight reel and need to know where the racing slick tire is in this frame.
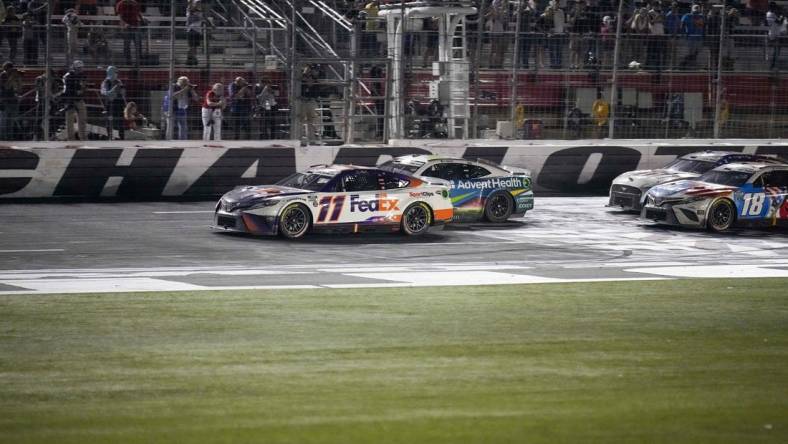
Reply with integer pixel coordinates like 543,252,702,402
401,202,432,236
278,203,311,239
484,191,514,223
707,198,736,233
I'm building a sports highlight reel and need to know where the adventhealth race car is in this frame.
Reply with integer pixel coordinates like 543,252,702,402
609,151,783,211
641,162,788,232
213,165,453,238
380,155,533,222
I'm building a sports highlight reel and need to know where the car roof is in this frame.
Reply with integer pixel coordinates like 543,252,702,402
391,154,444,165
304,164,379,175
710,162,786,174
679,151,750,162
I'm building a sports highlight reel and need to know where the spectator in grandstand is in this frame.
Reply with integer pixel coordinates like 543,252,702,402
362,0,381,57
543,1,566,69
625,7,649,67
101,66,127,140
721,8,739,70
485,0,509,68
765,11,786,69
62,8,82,68
256,81,277,139
168,75,200,139
78,0,98,16
87,25,110,66
24,0,47,47
21,10,37,65
61,60,88,141
0,5,21,63
533,7,550,68
600,15,614,68
116,0,144,66
680,4,705,69
591,91,609,138
0,61,21,140
664,2,681,67
647,3,667,70
298,64,320,140
124,101,147,130
228,76,254,140
0,1,4,23
567,0,595,69
517,0,537,69
186,0,204,66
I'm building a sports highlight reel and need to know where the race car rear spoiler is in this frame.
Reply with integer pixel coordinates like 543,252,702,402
476,158,532,177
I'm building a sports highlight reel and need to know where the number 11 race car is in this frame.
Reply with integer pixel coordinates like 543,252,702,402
641,162,788,232
213,165,454,238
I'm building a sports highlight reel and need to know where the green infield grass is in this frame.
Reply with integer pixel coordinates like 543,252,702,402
1,278,787,443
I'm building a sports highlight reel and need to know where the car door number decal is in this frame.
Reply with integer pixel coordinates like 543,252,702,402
741,193,765,216
317,195,345,223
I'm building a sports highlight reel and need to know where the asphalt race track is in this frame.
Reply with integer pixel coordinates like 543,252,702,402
1,197,786,294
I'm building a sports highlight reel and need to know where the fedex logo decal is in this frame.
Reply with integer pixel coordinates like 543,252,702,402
350,193,400,212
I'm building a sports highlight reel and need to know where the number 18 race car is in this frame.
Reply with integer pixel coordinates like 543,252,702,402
213,165,454,238
641,162,788,232
380,155,534,222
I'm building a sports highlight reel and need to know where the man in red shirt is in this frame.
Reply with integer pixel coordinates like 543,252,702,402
115,0,143,66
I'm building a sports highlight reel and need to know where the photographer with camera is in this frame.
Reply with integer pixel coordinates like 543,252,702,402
201,83,226,141
228,76,254,140
101,66,126,140
167,76,200,140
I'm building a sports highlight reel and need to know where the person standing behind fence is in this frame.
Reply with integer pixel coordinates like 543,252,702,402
33,68,53,140
21,11,37,65
256,81,277,139
201,83,225,141
62,8,82,68
664,2,681,68
485,0,509,69
101,66,126,140
543,1,566,69
591,91,609,139
766,11,786,70
168,75,200,139
228,76,254,139
680,4,705,69
116,0,143,66
186,0,204,66
1,6,21,63
62,60,88,141
0,62,22,140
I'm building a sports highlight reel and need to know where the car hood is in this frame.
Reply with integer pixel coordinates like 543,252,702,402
613,169,699,189
647,179,737,201
220,185,310,209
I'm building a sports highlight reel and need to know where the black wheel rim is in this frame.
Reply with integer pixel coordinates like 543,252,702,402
490,194,510,218
406,205,428,232
282,206,307,235
711,202,732,229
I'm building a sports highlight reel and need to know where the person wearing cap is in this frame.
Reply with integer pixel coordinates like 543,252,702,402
0,61,22,139
600,15,614,68
228,76,254,139
680,4,705,69
167,76,200,139
101,66,127,140
62,60,88,140
201,83,226,141
62,8,82,68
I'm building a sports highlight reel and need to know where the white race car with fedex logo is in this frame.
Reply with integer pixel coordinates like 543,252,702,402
213,165,453,238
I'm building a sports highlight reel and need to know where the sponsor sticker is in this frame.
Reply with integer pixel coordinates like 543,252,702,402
454,177,527,190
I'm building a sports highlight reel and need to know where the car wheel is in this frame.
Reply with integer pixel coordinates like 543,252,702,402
707,199,735,232
484,192,513,223
401,202,431,236
278,203,311,239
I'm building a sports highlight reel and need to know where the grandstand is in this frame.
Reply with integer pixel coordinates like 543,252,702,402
0,0,787,142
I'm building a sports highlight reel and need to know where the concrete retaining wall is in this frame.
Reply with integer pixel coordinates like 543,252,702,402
1,140,786,200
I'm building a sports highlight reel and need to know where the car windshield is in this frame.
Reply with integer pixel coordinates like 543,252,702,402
276,172,335,191
698,170,751,187
664,159,716,174
379,160,421,174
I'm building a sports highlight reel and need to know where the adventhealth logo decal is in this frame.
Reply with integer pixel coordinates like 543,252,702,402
454,177,528,190
350,193,400,212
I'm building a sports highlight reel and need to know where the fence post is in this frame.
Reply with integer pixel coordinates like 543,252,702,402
166,0,176,140
509,0,523,134
608,0,625,139
289,0,298,140
472,0,488,139
43,2,52,141
713,0,726,139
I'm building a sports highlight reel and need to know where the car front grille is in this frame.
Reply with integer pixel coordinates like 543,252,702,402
645,208,667,221
217,215,237,228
